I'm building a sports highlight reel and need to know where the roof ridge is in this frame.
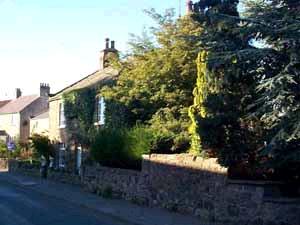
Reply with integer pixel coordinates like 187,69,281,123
0,95,41,114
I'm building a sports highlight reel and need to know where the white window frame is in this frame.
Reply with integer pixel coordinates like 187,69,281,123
95,96,105,126
59,103,66,128
11,114,18,126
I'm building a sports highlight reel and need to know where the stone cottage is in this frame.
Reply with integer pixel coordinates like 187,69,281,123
48,38,119,171
0,85,50,144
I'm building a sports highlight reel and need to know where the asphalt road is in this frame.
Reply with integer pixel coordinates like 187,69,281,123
0,180,132,225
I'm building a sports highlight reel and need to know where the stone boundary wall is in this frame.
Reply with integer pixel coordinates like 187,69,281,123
0,158,8,170
8,160,81,185
8,155,300,225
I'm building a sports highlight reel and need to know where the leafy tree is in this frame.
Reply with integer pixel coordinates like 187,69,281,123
101,9,203,152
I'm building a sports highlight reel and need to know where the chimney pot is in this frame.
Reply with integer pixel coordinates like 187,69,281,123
16,88,22,98
111,40,115,49
105,38,110,49
40,83,50,97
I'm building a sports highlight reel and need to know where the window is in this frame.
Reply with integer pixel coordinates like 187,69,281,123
59,103,66,128
11,114,18,126
96,96,105,125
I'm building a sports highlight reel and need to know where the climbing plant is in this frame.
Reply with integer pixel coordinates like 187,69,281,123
63,88,97,147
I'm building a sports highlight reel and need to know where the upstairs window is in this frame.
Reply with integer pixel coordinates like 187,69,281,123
11,114,18,126
59,103,66,128
96,96,105,125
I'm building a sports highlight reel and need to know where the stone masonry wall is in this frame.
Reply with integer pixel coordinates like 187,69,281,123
8,154,300,225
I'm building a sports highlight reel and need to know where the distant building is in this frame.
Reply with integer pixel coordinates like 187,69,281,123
0,84,50,144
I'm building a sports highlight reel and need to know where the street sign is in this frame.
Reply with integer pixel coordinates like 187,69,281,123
7,142,15,151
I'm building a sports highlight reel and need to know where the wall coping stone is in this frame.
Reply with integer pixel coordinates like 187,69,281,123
227,179,284,186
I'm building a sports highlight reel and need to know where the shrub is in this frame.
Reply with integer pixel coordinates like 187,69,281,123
0,140,7,158
125,125,153,160
90,126,154,170
0,140,23,159
30,134,55,163
90,128,127,168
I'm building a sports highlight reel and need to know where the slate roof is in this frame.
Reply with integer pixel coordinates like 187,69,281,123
0,95,39,114
31,110,49,120
50,67,119,101
0,100,10,109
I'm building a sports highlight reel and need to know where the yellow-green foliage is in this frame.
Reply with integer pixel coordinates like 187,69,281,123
189,51,208,155
100,10,204,153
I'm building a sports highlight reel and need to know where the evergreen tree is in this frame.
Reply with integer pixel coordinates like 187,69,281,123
190,0,262,167
243,0,300,180
188,51,209,155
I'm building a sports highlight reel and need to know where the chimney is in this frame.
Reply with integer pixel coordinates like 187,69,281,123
16,88,22,98
99,38,118,70
111,40,115,49
105,38,110,49
186,0,193,14
40,83,50,97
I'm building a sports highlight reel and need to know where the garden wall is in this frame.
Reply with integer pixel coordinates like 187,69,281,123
8,154,300,225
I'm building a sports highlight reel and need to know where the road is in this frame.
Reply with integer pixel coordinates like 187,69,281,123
0,179,132,225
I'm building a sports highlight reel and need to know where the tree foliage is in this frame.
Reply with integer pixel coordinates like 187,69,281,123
188,51,209,155
242,0,300,179
190,0,261,166
101,9,203,152
189,0,300,181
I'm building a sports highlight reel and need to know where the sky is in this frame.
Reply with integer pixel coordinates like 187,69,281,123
0,0,184,99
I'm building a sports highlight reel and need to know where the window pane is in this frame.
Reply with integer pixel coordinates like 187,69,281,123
59,103,66,127
99,97,105,125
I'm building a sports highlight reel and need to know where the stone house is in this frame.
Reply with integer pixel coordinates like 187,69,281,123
48,39,119,171
0,85,50,144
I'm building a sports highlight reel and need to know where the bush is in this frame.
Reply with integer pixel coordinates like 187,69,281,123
90,126,154,170
30,134,55,162
126,125,153,160
0,140,7,158
0,140,23,159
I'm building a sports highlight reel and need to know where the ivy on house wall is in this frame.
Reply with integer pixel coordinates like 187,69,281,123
101,98,133,129
63,88,97,147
